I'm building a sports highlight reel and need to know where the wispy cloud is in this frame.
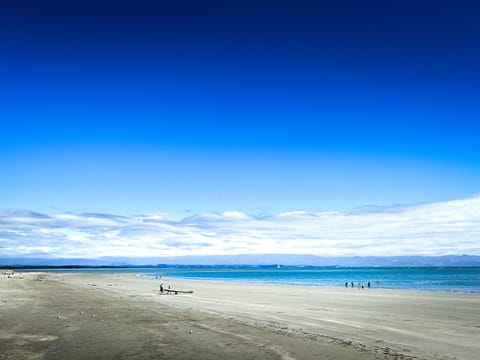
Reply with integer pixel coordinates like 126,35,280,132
1,196,479,258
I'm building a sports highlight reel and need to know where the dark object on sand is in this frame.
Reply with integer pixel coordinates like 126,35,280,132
164,289,194,295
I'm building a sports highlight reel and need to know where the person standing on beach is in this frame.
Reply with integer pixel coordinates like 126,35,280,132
160,283,164,295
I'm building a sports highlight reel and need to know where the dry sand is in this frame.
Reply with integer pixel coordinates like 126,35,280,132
1,272,479,360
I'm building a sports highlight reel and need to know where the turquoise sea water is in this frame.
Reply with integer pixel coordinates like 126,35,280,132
25,266,480,293
146,266,480,293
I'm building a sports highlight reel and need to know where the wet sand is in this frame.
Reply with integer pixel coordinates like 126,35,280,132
1,272,479,360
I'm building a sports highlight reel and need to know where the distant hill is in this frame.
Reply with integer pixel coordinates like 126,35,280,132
1,254,480,267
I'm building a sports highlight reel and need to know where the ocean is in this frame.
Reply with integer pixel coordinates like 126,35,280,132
23,266,480,293
145,266,480,293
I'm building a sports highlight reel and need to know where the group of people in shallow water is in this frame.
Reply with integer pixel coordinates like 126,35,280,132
345,281,371,289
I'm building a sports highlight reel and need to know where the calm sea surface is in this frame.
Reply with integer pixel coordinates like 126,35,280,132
23,266,480,293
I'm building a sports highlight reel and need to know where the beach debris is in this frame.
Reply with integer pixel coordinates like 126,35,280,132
56,315,62,320
80,311,84,316
163,288,194,295
91,314,96,318
189,330,193,334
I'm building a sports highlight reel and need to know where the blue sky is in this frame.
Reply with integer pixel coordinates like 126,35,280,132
1,1,480,257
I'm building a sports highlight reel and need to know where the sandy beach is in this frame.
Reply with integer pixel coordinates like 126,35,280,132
1,272,479,360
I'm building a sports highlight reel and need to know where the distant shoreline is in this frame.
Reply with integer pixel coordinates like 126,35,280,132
4,264,480,270
2,254,480,268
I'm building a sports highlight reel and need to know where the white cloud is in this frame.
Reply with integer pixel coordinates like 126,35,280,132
0,196,479,258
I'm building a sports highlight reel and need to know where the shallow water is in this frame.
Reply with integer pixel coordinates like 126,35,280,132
23,266,480,293
146,266,480,293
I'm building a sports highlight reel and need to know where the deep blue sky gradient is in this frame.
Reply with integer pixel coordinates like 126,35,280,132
1,0,479,216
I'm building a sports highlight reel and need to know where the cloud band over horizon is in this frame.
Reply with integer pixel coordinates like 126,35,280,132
1,196,479,258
